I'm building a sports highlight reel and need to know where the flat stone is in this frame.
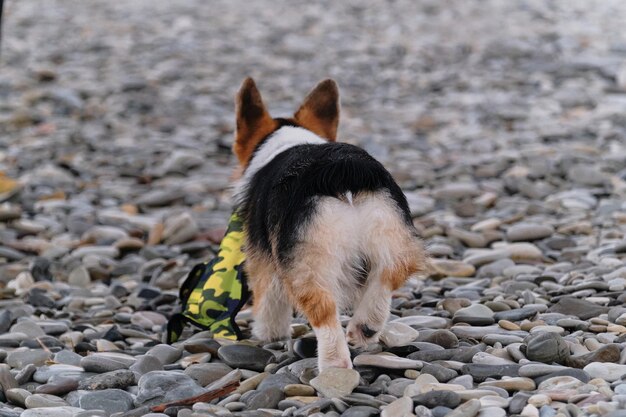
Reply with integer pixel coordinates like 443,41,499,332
353,354,422,369
548,298,609,320
494,307,539,322
381,396,412,417
5,387,30,407
145,344,182,365
35,377,79,395
583,362,626,382
537,376,584,391
10,320,46,339
54,350,82,367
460,364,521,382
68,266,91,287
21,407,85,417
451,325,527,340
6,349,51,368
340,406,380,417
256,372,300,391
310,368,360,398
453,304,495,326
566,344,621,368
245,387,284,409
234,371,267,394
411,390,461,409
391,316,449,329
477,406,506,417
284,384,315,397
463,249,511,267
524,332,570,364
0,364,18,392
534,368,591,385
33,364,85,383
379,322,419,347
217,344,275,372
506,223,554,242
518,364,569,378
25,393,68,408
480,377,536,391
79,389,134,414
81,352,136,373
184,362,233,387
135,370,206,407
447,398,481,417
78,369,136,390
421,363,458,382
129,355,164,378
423,330,459,348
431,260,476,278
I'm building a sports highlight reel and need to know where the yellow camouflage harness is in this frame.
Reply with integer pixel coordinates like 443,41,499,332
166,211,250,343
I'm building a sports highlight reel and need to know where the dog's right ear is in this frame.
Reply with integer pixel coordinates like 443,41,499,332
234,77,277,166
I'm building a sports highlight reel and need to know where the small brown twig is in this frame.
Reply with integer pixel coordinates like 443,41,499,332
150,380,240,413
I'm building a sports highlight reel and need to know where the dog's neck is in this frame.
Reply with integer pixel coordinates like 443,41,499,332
234,126,325,197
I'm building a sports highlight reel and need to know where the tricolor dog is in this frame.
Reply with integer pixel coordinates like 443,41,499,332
233,78,427,370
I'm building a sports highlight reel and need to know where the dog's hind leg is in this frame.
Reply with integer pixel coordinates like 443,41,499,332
247,255,293,342
347,220,426,348
282,256,352,371
346,266,392,348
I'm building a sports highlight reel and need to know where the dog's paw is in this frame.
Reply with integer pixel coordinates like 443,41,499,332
318,346,353,371
346,321,380,348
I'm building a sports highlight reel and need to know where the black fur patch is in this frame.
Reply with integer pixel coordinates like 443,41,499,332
239,141,413,263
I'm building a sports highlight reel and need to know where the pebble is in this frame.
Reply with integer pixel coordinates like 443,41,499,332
506,223,554,242
353,354,423,369
480,377,536,391
310,368,360,398
454,304,495,326
21,407,85,417
379,322,419,347
217,344,275,372
447,398,481,417
584,363,626,382
79,389,135,414
524,332,570,364
412,391,461,409
135,371,206,407
25,393,69,408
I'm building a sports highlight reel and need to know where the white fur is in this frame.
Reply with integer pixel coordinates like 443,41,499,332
315,325,353,370
251,275,293,341
234,126,325,199
297,192,419,366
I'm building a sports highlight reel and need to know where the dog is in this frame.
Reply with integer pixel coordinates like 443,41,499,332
232,78,427,370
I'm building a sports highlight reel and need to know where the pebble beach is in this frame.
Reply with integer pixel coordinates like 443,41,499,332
2,1,626,416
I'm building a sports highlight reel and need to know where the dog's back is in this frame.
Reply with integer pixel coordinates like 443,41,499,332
232,78,426,370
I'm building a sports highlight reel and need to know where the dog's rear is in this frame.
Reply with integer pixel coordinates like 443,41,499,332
233,78,426,370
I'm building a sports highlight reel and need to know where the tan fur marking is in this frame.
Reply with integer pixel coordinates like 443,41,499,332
381,255,423,291
294,79,339,141
290,289,337,328
244,249,275,316
234,77,278,166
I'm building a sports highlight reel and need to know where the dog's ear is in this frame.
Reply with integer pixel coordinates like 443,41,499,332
234,77,277,165
294,79,339,141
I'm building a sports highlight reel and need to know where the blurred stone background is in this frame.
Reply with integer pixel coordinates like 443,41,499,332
2,1,626,417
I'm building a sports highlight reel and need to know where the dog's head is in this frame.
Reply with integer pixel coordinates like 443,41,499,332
233,78,340,167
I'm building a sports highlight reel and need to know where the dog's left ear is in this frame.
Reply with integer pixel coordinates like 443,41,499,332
294,79,340,141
